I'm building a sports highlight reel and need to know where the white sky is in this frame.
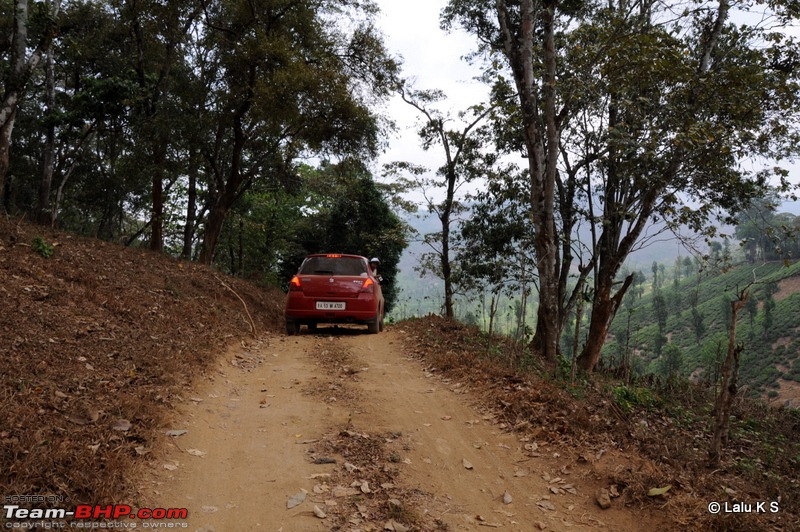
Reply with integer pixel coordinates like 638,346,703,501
372,0,800,216
374,0,488,184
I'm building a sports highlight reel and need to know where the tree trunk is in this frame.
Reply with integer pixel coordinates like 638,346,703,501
441,208,454,318
182,167,197,259
0,109,15,206
150,141,166,252
1,0,60,200
496,0,562,363
570,291,584,382
709,289,748,466
1,0,27,198
38,38,56,224
577,273,634,371
199,203,228,265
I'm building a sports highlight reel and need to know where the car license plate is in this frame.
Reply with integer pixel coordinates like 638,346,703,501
316,301,345,310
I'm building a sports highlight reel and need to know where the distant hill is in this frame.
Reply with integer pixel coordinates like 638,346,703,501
604,260,800,403
392,208,727,320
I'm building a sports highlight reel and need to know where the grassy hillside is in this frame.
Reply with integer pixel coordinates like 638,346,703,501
605,260,800,399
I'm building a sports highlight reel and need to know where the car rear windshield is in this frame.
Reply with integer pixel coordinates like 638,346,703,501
299,256,367,276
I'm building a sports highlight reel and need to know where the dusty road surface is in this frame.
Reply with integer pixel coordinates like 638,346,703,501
139,326,659,531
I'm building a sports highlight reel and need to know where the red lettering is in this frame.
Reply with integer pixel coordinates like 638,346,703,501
94,505,114,518
74,505,92,519
113,505,132,519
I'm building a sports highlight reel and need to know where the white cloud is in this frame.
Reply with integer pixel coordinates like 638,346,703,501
374,0,489,188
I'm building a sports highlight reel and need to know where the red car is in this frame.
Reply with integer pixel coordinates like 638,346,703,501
284,254,385,335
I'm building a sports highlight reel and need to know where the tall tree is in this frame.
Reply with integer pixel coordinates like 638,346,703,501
443,0,569,363
709,286,749,466
119,0,200,251
444,0,800,371
1,0,62,203
457,166,535,335
195,0,397,264
398,86,494,318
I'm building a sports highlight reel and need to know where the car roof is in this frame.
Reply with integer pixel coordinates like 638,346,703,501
304,253,367,260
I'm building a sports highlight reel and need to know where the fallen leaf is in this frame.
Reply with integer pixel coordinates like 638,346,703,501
441,415,452,421
162,463,178,471
165,429,188,437
313,505,327,519
134,446,149,456
462,458,474,470
200,506,218,513
186,448,206,457
111,419,131,431
537,500,556,511
503,491,513,504
332,486,358,497
287,491,307,509
647,485,672,497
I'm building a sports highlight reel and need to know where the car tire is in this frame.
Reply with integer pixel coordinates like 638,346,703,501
286,320,300,336
367,319,380,334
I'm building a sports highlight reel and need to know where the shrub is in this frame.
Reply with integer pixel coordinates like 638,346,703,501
31,236,54,258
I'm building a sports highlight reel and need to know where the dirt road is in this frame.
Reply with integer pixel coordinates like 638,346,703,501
139,326,655,531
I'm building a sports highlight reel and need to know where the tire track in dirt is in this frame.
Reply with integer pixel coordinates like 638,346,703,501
138,327,659,531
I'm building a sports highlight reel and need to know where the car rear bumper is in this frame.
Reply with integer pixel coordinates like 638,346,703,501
285,295,380,324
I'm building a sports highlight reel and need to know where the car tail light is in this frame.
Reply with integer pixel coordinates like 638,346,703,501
360,277,374,293
289,276,302,291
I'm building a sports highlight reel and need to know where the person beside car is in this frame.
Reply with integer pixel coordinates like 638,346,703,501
369,257,383,283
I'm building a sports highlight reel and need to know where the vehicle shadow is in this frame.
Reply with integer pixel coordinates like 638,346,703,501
298,325,371,336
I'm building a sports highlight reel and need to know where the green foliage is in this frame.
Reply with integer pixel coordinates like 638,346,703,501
209,158,410,313
611,385,660,413
276,160,410,312
3,0,399,262
607,260,800,395
653,343,685,382
31,237,54,258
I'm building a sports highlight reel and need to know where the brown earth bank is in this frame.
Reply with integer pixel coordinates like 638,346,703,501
2,217,799,531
